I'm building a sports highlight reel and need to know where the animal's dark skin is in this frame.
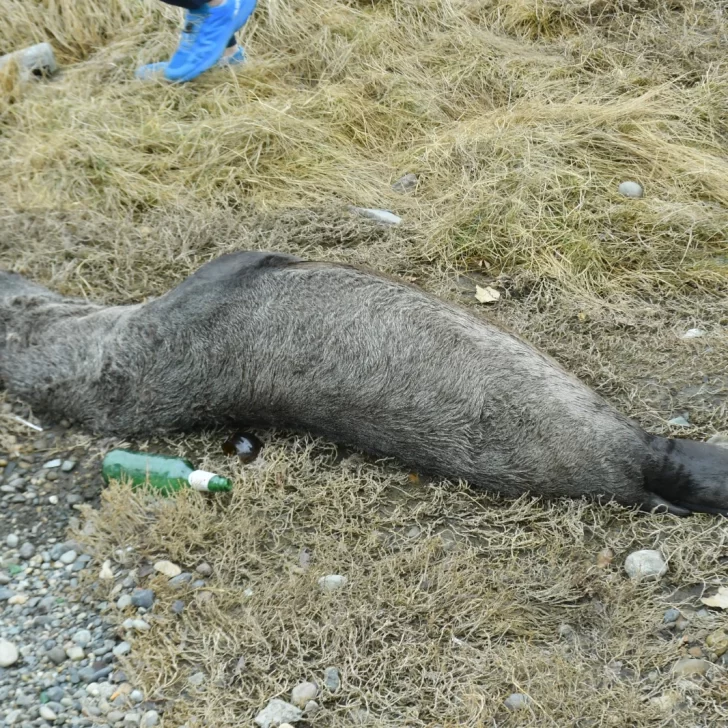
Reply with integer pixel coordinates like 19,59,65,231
2,251,728,516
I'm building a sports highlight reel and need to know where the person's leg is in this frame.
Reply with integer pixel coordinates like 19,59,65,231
137,1,243,80
168,0,257,82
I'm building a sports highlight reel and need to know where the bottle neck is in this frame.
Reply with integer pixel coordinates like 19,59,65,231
187,470,232,492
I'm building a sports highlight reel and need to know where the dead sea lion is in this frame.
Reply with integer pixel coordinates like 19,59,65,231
2,251,727,516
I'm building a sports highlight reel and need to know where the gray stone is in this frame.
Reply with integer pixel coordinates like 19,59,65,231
672,658,711,677
48,646,68,664
618,180,644,199
39,705,58,721
195,563,212,577
66,645,85,661
113,642,131,657
624,550,667,580
116,594,132,610
0,639,19,667
392,173,418,193
169,572,193,588
141,711,159,728
504,693,530,711
0,587,16,601
60,550,78,565
4,709,22,725
130,589,154,609
19,542,36,559
291,681,318,707
318,574,348,592
254,699,303,728
324,666,341,692
171,600,185,615
73,629,92,647
663,608,681,624
61,460,77,472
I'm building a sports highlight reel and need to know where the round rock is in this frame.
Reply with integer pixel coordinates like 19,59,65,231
153,560,181,578
504,693,530,711
0,639,19,667
618,180,644,199
318,574,348,592
291,681,318,707
624,550,667,580
672,657,710,677
324,666,341,691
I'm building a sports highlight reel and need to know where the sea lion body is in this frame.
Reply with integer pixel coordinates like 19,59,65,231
2,251,727,515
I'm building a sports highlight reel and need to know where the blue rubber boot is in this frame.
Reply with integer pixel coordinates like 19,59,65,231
136,46,245,80
172,0,256,83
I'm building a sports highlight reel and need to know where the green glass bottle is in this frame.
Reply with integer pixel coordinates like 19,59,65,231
101,449,232,495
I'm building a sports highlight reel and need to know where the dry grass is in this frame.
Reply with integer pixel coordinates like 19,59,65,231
2,0,728,725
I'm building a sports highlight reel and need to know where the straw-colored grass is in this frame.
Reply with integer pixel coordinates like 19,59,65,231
2,0,728,725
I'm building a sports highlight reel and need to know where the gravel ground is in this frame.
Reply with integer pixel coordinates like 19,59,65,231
0,402,162,728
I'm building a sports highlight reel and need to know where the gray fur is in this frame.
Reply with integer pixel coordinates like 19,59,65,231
2,251,727,515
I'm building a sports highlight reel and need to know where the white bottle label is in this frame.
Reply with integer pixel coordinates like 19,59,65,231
187,470,217,491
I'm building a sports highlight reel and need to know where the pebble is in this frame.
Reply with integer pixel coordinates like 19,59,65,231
668,416,691,427
504,693,530,711
172,599,185,615
304,700,320,717
108,711,126,723
39,705,57,721
392,173,418,193
113,642,131,657
19,541,36,559
66,645,85,661
6,533,19,548
60,549,78,564
254,699,303,728
48,645,68,664
100,560,115,580
318,574,348,592
188,671,205,686
141,711,160,727
117,594,133,610
618,180,644,198
61,459,77,472
705,629,728,657
131,589,155,609
196,562,212,577
624,550,667,580
169,572,193,588
44,459,62,468
672,658,711,677
153,560,181,578
0,639,20,667
291,681,318,707
682,328,706,339
663,608,681,624
73,629,92,647
651,691,680,712
324,666,341,691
